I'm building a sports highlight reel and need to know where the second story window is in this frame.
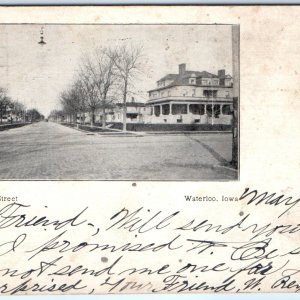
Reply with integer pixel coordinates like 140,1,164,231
203,90,217,97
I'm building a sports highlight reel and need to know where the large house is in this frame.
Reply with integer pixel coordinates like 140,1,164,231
145,63,233,124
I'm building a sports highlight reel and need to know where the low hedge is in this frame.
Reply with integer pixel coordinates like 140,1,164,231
106,123,232,132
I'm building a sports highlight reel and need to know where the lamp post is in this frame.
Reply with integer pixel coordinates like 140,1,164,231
232,25,239,169
38,26,46,46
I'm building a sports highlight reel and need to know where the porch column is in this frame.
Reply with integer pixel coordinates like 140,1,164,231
211,103,214,125
169,103,172,115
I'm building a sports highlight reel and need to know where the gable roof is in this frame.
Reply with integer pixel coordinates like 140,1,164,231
157,74,178,82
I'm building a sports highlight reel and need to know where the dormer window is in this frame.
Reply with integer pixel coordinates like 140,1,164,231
189,78,196,84
212,79,219,85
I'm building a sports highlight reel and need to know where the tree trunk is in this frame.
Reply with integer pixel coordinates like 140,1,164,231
122,81,128,132
91,109,95,127
102,106,106,129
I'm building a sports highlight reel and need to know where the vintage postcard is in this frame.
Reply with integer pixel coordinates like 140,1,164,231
0,5,299,295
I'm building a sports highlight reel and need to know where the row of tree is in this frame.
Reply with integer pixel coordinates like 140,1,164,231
50,43,144,131
0,87,43,124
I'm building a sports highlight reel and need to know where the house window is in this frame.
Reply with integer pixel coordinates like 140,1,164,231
203,90,211,97
214,105,221,118
190,78,196,84
154,106,161,116
192,89,196,97
189,104,205,115
225,79,231,86
222,105,231,115
182,90,187,97
127,113,137,120
206,104,221,118
172,104,187,115
206,105,212,117
162,104,170,115
203,90,218,97
168,90,171,96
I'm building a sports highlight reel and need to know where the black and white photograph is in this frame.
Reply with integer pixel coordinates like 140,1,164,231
2,5,300,297
0,24,239,180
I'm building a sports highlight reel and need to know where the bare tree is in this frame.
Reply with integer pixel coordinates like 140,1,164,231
60,90,76,123
108,43,144,132
88,47,117,128
49,109,64,122
0,87,11,124
79,47,117,128
78,61,100,126
12,100,26,122
73,79,87,125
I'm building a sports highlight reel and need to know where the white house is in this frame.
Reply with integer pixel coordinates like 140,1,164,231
145,63,234,125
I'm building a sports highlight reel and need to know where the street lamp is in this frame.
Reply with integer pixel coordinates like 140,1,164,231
38,26,46,46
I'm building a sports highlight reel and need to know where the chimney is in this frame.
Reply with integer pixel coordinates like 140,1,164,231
218,69,225,86
179,63,186,76
218,69,225,77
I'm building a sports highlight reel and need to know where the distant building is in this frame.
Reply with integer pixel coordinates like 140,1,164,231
105,99,150,124
75,100,149,125
145,63,233,124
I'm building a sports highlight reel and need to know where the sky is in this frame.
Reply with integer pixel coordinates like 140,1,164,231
0,24,232,116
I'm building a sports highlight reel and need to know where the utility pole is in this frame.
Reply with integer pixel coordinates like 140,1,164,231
232,25,240,170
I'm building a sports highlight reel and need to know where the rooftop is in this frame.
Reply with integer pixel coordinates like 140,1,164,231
149,64,232,93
